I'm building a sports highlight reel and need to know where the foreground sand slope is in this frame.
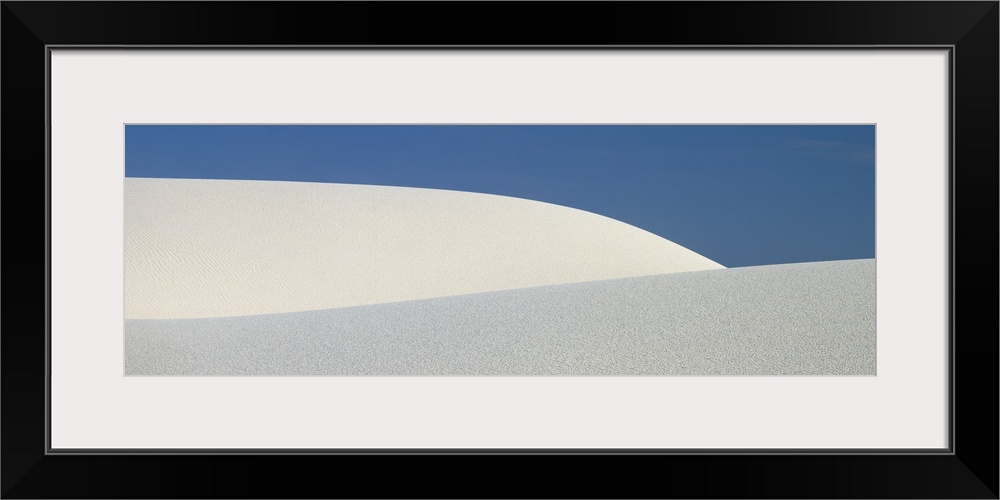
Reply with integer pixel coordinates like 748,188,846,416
125,259,875,376
125,178,723,319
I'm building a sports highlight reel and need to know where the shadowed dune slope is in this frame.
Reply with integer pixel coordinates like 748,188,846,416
125,178,724,319
125,259,875,376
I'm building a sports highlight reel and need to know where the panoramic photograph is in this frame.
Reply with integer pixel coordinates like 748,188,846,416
123,124,875,376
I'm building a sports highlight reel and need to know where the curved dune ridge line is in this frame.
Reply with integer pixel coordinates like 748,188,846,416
124,259,876,375
125,177,723,319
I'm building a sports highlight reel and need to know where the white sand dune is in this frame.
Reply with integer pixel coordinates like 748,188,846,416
124,259,876,376
125,177,723,319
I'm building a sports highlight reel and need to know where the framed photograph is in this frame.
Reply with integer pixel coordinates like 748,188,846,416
3,2,996,498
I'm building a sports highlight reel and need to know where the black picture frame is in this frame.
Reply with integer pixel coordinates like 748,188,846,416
2,2,996,498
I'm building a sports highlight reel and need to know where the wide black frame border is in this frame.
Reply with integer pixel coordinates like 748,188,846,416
3,2,997,498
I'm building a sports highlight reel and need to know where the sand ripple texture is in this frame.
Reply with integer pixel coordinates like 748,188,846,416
125,259,876,376
125,178,724,320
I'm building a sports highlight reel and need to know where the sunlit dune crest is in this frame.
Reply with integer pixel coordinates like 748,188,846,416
125,177,724,319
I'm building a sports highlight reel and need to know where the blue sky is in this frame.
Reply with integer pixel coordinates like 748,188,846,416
125,125,875,268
